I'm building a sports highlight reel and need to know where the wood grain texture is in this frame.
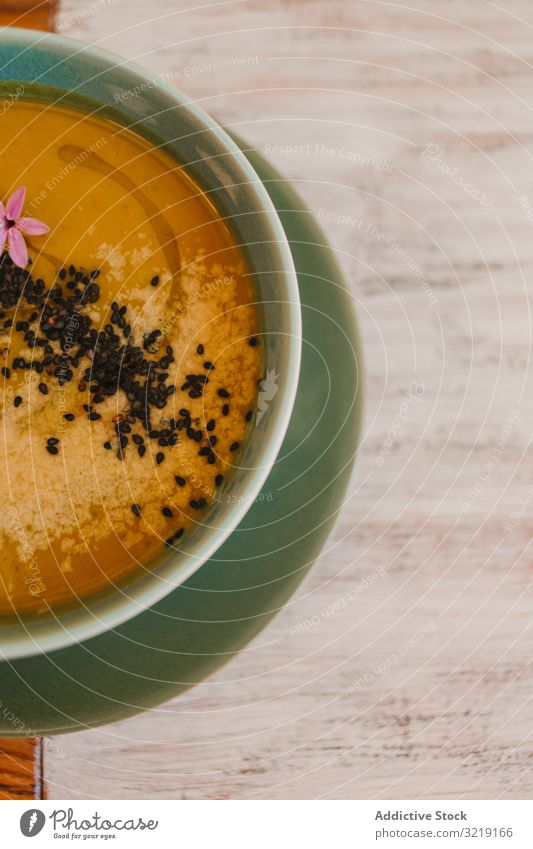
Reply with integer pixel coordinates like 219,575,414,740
0,738,43,800
41,0,533,798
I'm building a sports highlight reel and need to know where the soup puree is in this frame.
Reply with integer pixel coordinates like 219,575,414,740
0,100,260,614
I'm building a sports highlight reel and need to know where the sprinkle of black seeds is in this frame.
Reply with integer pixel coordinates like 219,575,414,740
189,499,199,510
162,507,173,518
0,256,257,492
131,503,142,517
47,437,59,446
249,336,258,347
165,527,184,547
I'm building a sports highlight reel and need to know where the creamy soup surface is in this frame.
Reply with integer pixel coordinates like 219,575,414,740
0,100,260,614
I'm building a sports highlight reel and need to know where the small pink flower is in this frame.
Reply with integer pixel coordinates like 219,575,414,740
0,186,49,269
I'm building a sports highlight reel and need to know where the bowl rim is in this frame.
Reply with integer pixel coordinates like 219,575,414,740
0,28,302,659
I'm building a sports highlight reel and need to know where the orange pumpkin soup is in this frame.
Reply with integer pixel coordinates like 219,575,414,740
0,100,260,614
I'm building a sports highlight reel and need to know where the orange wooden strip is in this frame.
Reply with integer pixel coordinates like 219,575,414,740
0,738,44,800
0,0,58,31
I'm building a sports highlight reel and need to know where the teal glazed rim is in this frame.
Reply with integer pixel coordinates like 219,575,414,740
0,29,302,659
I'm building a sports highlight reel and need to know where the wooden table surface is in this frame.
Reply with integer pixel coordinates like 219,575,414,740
7,0,533,799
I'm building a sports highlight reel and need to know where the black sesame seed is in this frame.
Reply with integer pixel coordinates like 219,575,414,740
131,503,142,517
245,410,253,422
162,506,173,518
1,367,9,378
197,344,204,355
138,445,146,457
46,445,58,455
150,276,160,286
132,434,143,445
38,383,48,395
47,437,59,446
103,441,112,450
63,413,75,421
218,388,230,398
175,475,186,486
203,361,214,370
249,336,258,347
189,499,199,510
222,404,229,416
88,412,101,421
230,441,240,452
14,396,22,408
206,419,215,431
156,452,164,465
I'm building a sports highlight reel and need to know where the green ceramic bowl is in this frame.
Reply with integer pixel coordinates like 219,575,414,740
0,30,301,660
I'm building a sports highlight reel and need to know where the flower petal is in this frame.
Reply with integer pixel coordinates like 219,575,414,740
18,216,50,236
0,222,8,253
5,185,26,222
8,228,28,268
